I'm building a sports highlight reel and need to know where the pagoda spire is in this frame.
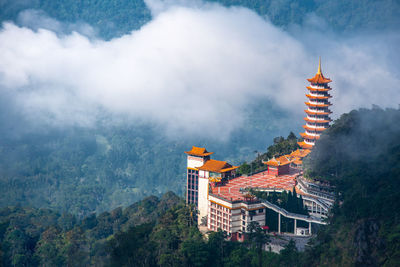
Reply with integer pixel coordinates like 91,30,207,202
298,58,333,150
317,57,321,75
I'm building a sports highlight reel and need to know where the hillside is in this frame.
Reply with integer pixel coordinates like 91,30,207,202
0,0,398,218
1,0,399,39
0,192,181,266
0,99,298,216
1,108,400,266
302,107,400,266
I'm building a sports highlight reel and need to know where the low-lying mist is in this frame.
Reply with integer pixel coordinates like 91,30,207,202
0,0,399,140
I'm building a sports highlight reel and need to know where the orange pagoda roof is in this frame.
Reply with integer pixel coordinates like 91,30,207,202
307,58,331,84
304,109,332,115
264,155,291,167
306,86,331,92
185,146,214,157
305,102,331,108
305,94,331,100
300,132,320,140
298,141,313,149
303,125,328,132
197,159,238,173
304,117,331,124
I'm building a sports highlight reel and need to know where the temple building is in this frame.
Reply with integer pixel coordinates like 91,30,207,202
184,59,335,239
185,146,238,224
298,58,332,149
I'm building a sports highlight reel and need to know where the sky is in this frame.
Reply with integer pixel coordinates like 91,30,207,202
0,0,399,139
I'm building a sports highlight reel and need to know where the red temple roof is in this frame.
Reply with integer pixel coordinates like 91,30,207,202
185,146,214,157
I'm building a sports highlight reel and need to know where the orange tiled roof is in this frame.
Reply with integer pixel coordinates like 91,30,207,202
307,73,332,84
304,117,331,124
305,94,331,100
197,159,238,173
292,158,303,165
307,58,332,84
289,148,311,158
298,141,314,149
265,155,292,167
300,132,320,140
304,109,332,115
185,146,214,157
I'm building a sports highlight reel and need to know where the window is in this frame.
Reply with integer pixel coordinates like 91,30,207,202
259,209,264,213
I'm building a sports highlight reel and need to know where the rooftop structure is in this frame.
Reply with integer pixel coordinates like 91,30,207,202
299,58,332,149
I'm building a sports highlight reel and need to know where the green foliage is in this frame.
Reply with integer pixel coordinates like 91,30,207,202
206,0,400,32
303,108,400,266
1,0,399,40
0,192,181,267
239,132,300,175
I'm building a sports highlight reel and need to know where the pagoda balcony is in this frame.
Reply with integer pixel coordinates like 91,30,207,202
306,94,332,100
306,86,331,92
305,109,332,115
298,141,314,149
305,102,331,107
305,130,321,136
304,139,315,145
304,117,331,123
303,125,327,132
300,132,320,140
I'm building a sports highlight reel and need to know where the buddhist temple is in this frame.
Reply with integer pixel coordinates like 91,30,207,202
298,58,332,149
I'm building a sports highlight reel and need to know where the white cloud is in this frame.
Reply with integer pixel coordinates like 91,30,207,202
0,1,399,139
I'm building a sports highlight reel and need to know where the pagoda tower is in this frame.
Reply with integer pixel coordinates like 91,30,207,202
298,58,332,149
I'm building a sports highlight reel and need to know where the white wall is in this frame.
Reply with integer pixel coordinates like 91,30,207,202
187,156,205,169
198,175,209,223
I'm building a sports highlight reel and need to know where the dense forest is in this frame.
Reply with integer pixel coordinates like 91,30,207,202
0,0,398,218
0,99,297,217
302,107,400,266
1,107,399,266
1,0,399,39
0,192,300,267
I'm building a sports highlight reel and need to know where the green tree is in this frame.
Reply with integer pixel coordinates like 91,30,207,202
246,222,270,267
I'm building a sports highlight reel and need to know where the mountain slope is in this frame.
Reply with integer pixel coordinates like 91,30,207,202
302,107,400,266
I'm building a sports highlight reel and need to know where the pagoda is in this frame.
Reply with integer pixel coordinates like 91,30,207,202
298,58,332,149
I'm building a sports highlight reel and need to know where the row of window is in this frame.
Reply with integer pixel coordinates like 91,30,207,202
210,202,231,212
188,169,199,174
187,183,198,190
187,174,198,179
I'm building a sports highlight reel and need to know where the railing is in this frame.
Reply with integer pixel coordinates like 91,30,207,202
297,177,335,201
261,200,327,225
